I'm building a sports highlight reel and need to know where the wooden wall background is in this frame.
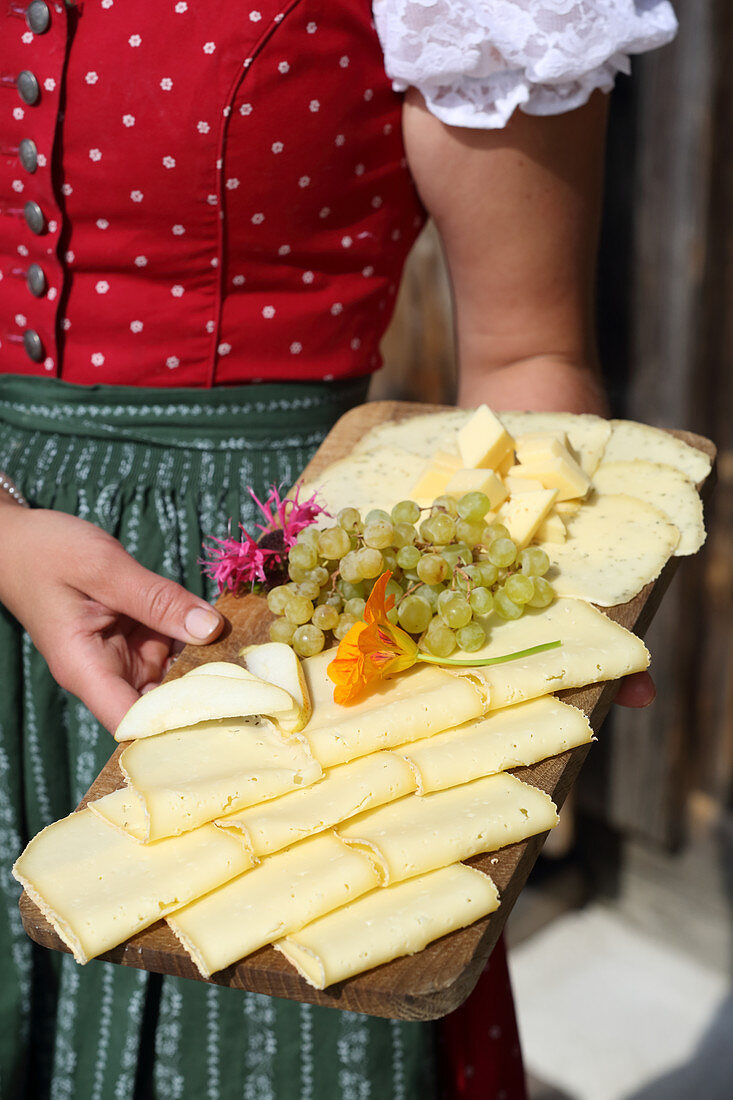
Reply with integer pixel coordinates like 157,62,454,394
370,0,732,847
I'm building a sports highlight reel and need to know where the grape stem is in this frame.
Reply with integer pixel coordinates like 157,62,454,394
415,639,562,667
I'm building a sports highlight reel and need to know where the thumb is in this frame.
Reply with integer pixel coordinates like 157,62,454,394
90,545,224,646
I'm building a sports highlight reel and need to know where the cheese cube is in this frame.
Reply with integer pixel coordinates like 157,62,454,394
503,475,546,495
515,430,568,454
410,463,455,504
444,469,508,510
457,406,514,470
496,489,558,548
507,454,591,502
534,510,567,544
496,451,516,478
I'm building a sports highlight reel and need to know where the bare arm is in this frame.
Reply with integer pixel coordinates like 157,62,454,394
402,88,609,414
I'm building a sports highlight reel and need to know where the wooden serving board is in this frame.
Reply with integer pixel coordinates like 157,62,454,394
19,402,717,1021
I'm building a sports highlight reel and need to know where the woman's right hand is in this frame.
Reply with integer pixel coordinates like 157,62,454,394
0,500,224,734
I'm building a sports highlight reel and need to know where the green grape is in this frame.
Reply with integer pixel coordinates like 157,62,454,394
344,597,367,619
308,565,331,588
381,549,398,574
476,561,499,587
417,554,448,585
423,619,456,657
519,547,551,577
337,506,361,532
338,579,366,601
324,592,343,610
414,583,442,610
391,499,421,524
385,577,404,603
456,519,485,547
392,522,417,549
297,526,320,548
456,621,486,652
432,494,459,517
287,562,309,583
363,520,395,549
469,586,494,616
266,585,291,615
318,526,352,560
430,512,456,544
386,605,399,626
396,545,421,571
456,491,491,522
333,613,358,640
339,550,363,584
440,545,464,571
504,573,535,605
482,522,510,544
419,517,440,544
397,594,432,634
365,508,391,525
292,623,326,657
493,589,523,621
312,603,339,631
285,595,314,625
439,595,472,630
356,546,384,578
289,542,318,571
487,537,518,568
527,576,555,608
297,578,322,600
269,617,296,644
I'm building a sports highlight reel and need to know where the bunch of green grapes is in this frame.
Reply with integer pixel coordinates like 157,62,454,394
267,490,555,658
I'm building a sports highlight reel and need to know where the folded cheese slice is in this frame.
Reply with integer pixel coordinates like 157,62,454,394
12,809,254,965
338,773,558,885
88,785,148,841
167,832,380,979
277,864,500,990
301,656,488,767
215,751,416,857
399,696,593,794
120,717,322,842
450,597,649,707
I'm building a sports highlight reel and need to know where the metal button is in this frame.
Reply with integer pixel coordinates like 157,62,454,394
23,329,43,363
27,263,46,297
18,138,38,174
26,1,50,35
24,200,45,234
17,71,40,106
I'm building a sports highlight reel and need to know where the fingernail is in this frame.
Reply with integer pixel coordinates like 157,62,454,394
185,606,221,640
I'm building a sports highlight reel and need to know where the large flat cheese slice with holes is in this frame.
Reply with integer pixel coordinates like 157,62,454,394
338,773,557,885
120,718,322,841
450,597,649,707
167,833,380,978
12,809,254,965
399,697,593,794
301,656,488,767
602,419,712,483
277,863,500,989
592,460,705,556
215,751,416,857
538,494,680,605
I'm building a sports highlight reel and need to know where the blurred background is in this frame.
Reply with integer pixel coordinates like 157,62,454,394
371,2,732,1096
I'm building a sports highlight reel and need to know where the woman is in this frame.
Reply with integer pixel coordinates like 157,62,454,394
0,2,675,1096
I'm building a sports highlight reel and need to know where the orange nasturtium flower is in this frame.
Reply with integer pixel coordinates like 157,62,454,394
327,572,562,705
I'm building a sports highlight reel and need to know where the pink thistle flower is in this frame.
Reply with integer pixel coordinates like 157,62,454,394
248,483,326,547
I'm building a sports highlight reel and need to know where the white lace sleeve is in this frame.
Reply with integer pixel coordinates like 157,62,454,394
373,1,678,128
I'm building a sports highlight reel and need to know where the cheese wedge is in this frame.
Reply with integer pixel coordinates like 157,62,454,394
538,494,680,606
602,419,712,484
167,833,380,978
534,510,567,544
449,597,649,707
443,468,508,510
239,642,312,729
592,460,705,556
215,752,416,857
277,864,500,990
120,717,322,842
12,809,254,965
507,453,591,502
410,462,457,505
504,476,546,495
502,412,611,477
399,697,593,794
457,405,514,470
338,773,558,884
496,489,558,548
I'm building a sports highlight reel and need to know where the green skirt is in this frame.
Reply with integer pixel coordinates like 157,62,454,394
0,375,436,1100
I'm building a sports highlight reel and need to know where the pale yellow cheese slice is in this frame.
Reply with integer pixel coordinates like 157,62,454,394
167,833,380,978
277,864,500,990
12,809,254,965
338,773,558,884
300,446,429,523
301,659,488,768
399,697,593,794
450,597,649,707
602,419,712,484
592,460,705,556
88,786,148,841
538,494,680,606
215,752,416,857
120,717,322,842
350,410,467,461
502,412,611,477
